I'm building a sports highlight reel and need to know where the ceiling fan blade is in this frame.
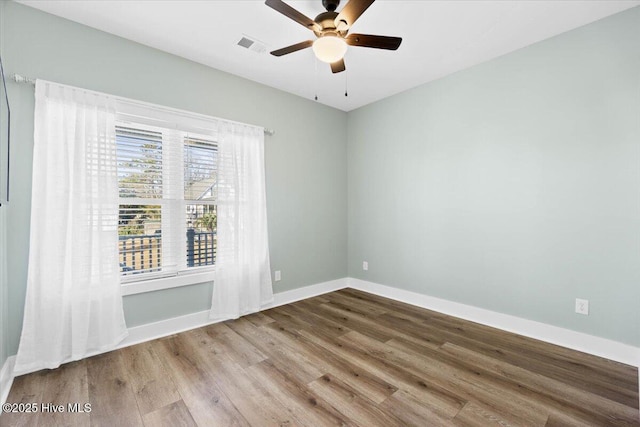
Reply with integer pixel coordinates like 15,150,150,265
270,40,314,57
330,58,346,74
265,0,321,32
334,0,375,30
345,33,402,50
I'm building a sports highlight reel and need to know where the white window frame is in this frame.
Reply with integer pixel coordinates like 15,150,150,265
115,108,219,296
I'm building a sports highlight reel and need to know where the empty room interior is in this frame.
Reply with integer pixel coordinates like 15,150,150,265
0,0,639,425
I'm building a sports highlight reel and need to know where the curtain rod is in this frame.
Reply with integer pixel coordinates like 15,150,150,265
11,73,276,136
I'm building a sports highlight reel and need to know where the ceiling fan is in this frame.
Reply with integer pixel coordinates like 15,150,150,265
265,0,402,74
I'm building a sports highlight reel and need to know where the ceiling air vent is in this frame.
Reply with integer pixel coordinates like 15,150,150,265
237,35,266,54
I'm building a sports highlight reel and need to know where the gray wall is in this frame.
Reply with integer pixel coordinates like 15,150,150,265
0,0,10,371
0,206,6,369
348,7,640,346
1,2,348,356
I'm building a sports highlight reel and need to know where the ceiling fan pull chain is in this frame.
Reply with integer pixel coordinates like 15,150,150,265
345,68,348,97
314,56,319,101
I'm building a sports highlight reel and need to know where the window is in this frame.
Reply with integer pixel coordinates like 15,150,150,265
117,123,217,282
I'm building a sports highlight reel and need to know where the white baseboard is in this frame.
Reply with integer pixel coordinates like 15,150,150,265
264,278,348,310
0,277,349,398
348,278,640,368
0,356,16,406
2,275,637,406
116,310,213,351
117,277,348,351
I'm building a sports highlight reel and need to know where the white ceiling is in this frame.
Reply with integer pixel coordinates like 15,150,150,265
18,0,640,111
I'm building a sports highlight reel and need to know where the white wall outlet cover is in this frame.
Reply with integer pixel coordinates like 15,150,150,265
362,261,368,271
575,298,589,315
274,270,281,281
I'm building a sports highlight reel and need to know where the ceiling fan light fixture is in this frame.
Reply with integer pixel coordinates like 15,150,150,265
312,35,347,63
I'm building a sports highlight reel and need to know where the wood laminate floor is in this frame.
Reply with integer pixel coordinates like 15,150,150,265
3,289,639,426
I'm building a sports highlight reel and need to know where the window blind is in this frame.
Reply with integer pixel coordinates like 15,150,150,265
116,112,217,281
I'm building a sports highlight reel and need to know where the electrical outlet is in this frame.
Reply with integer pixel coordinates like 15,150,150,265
575,298,589,315
274,270,281,282
362,261,368,271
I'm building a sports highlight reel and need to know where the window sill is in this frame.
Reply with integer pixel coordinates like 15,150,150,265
121,270,215,296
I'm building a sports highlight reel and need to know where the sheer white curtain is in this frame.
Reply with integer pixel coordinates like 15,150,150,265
210,122,273,320
14,81,127,375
